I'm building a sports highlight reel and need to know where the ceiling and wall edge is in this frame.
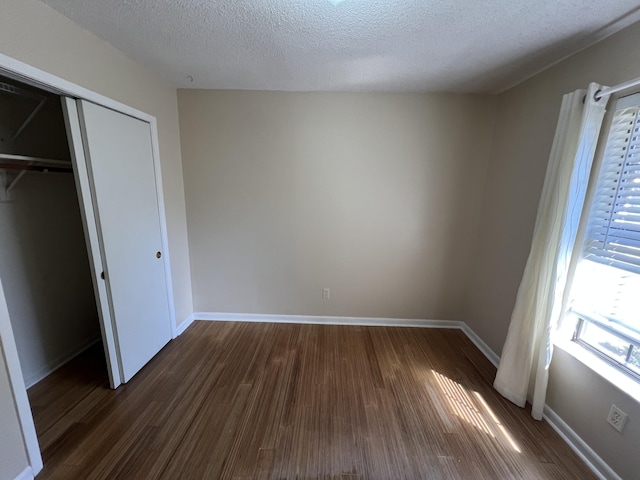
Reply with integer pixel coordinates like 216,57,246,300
38,0,640,94
496,7,640,94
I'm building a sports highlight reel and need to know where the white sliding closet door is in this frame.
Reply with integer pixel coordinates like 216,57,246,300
63,99,172,384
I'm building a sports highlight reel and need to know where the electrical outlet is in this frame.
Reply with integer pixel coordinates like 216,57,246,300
607,404,628,433
322,288,330,300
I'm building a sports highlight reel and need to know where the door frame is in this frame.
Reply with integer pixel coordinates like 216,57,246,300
0,52,178,476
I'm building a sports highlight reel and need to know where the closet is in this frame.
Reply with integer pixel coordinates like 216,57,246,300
1,70,174,388
0,74,103,388
0,62,176,475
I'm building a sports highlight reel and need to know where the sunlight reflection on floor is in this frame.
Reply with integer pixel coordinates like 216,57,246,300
431,370,521,453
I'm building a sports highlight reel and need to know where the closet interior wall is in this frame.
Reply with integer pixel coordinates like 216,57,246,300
0,75,100,387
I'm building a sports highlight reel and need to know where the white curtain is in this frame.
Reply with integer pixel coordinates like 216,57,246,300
493,83,610,420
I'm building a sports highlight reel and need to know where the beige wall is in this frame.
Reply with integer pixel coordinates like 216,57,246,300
1,0,636,477
464,20,640,480
0,174,100,387
0,0,193,325
179,90,496,319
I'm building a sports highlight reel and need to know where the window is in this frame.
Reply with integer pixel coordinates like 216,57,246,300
570,92,640,380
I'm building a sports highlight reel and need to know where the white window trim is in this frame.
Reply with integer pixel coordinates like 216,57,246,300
555,333,640,403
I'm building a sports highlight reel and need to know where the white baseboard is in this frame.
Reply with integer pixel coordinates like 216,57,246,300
460,323,500,367
24,336,101,389
14,466,34,480
543,407,622,480
176,313,196,336
192,312,464,329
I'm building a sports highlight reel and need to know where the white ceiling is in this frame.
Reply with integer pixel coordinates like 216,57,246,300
42,0,640,93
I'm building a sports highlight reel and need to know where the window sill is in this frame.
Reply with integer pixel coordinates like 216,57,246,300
554,338,640,403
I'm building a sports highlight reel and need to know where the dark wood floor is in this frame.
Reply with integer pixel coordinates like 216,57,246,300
28,321,596,479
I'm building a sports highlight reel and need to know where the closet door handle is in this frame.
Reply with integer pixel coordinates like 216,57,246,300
100,271,105,279
156,251,162,259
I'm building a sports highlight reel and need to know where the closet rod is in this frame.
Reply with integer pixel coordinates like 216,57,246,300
0,163,72,174
0,153,72,167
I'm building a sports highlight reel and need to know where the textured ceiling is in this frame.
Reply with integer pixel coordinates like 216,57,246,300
41,0,640,93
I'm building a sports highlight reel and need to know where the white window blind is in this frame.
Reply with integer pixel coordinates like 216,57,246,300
571,93,640,373
584,96,640,275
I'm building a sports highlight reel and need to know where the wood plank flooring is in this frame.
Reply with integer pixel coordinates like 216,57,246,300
28,321,596,479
